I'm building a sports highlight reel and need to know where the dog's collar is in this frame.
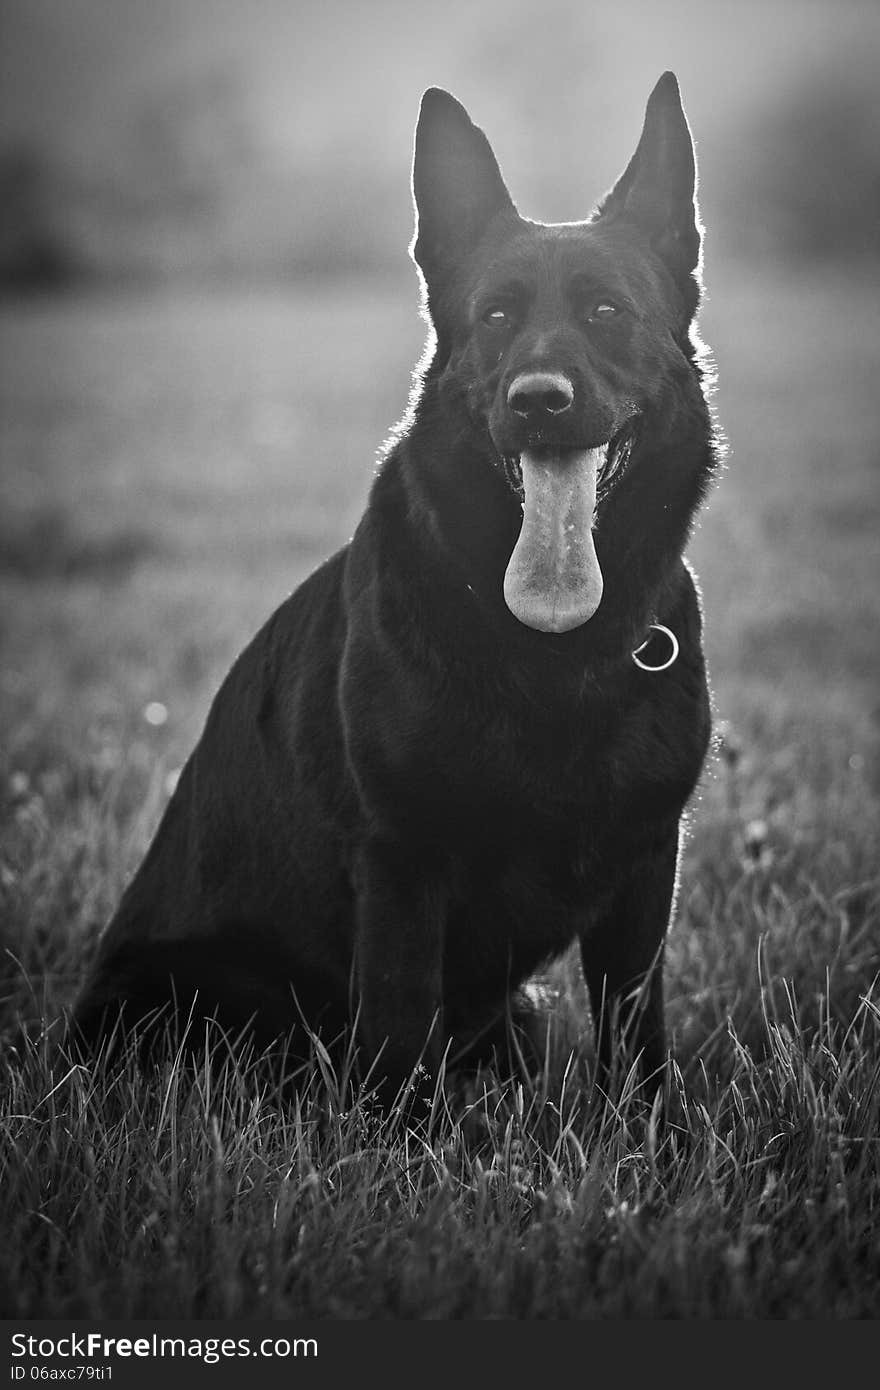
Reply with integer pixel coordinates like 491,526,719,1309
632,623,679,672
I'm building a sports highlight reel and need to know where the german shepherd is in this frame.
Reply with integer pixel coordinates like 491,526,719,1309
72,73,717,1095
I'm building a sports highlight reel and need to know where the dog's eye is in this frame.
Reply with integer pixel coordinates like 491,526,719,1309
483,306,512,328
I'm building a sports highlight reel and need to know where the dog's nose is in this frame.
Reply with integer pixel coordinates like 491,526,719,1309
507,372,574,417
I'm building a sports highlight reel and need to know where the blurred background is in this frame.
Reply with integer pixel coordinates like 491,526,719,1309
0,0,878,1024
1,0,879,284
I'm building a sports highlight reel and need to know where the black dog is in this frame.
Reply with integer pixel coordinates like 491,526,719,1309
73,73,717,1094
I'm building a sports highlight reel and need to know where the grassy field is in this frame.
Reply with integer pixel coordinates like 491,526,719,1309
1,260,879,1318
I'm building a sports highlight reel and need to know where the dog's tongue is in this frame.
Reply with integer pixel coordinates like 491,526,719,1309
503,447,604,633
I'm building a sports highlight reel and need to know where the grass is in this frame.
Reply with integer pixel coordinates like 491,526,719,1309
2,990,879,1319
1,260,879,1318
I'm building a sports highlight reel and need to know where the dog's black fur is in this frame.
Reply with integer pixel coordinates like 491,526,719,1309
72,74,717,1094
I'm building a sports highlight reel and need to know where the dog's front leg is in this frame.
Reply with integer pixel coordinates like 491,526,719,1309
354,838,446,1104
579,822,680,1092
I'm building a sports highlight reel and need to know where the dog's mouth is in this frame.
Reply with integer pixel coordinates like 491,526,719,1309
500,426,635,505
499,427,635,634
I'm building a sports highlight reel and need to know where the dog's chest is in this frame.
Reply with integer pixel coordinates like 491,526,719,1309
364,674,634,849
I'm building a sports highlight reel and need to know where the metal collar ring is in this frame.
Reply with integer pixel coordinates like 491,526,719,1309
632,623,679,673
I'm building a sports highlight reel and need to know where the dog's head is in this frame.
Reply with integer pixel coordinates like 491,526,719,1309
410,74,708,635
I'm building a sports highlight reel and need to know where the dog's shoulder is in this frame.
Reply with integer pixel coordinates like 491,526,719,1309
646,557,713,782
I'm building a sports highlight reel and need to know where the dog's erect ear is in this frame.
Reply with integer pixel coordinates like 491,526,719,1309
597,72,701,288
412,89,516,289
